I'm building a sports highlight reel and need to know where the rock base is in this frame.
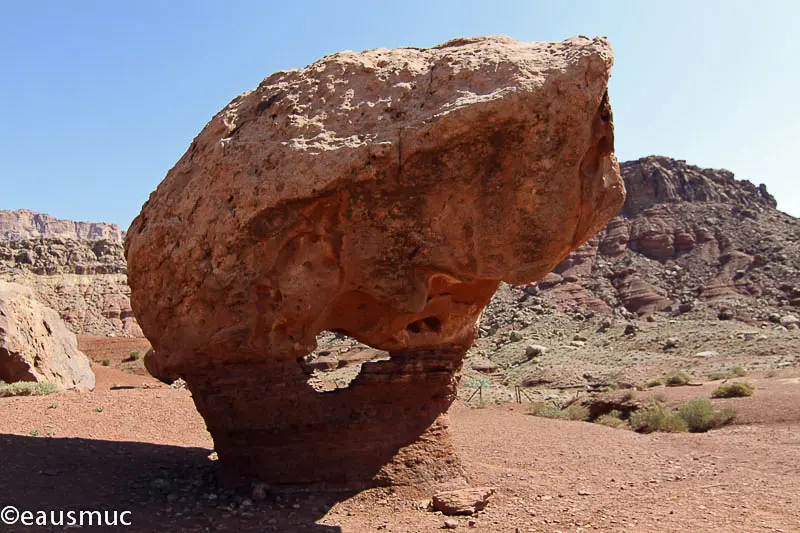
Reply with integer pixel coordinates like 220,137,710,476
186,346,468,488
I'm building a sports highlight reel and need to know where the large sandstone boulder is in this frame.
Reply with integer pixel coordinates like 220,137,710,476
0,281,95,391
126,36,624,486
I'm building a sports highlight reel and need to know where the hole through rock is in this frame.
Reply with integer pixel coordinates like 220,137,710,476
299,331,390,392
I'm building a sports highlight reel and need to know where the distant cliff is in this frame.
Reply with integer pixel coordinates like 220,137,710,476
620,156,776,217
539,156,799,315
0,210,138,337
0,209,123,242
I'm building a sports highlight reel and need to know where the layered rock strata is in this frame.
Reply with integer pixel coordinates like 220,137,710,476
0,236,140,336
540,156,797,315
0,209,123,242
126,36,624,485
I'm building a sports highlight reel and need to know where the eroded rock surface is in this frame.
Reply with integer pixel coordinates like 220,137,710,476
0,281,95,390
126,36,623,485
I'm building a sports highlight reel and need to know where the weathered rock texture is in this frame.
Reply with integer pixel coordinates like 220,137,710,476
126,36,624,485
0,209,123,242
0,236,140,337
536,156,799,315
0,281,95,390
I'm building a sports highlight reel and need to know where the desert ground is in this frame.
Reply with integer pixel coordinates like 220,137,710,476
1,336,798,533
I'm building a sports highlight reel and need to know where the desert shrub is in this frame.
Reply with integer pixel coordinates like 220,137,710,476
678,398,738,432
651,392,667,403
527,402,589,421
712,381,755,398
710,366,747,380
128,351,141,361
646,378,665,388
102,359,111,367
730,366,747,377
664,370,692,386
620,390,635,402
0,381,60,397
563,404,590,421
95,406,105,413
464,378,492,389
527,402,564,418
713,407,738,427
596,410,625,428
629,404,688,433
677,398,717,432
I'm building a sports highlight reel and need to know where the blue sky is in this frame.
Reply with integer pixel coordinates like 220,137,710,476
1,1,798,227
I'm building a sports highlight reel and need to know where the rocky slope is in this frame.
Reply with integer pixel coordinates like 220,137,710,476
533,155,800,317
0,211,139,337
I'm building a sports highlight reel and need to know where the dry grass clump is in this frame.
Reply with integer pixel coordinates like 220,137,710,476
664,370,692,386
709,366,748,381
527,402,590,421
629,403,688,433
595,409,626,428
678,398,737,432
0,381,60,397
712,381,755,398
629,398,737,433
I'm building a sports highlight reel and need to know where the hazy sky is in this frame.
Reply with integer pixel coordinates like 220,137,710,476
2,1,798,228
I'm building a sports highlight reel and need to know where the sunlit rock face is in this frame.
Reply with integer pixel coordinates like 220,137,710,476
126,35,624,486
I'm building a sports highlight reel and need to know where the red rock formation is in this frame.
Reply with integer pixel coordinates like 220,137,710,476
126,36,623,486
541,156,797,316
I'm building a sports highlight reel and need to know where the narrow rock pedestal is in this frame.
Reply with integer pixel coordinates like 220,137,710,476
186,346,468,487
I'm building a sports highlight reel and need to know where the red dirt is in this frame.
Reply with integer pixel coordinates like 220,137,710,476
1,361,798,532
78,335,153,377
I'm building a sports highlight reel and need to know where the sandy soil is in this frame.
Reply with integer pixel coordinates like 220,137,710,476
1,344,798,533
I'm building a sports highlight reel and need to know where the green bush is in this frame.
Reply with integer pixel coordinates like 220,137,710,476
128,351,141,362
630,398,738,434
629,404,688,433
596,410,625,428
464,378,492,389
102,359,111,367
712,381,755,398
678,398,716,432
527,402,589,421
0,381,60,397
678,398,738,432
664,371,692,386
646,378,665,388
